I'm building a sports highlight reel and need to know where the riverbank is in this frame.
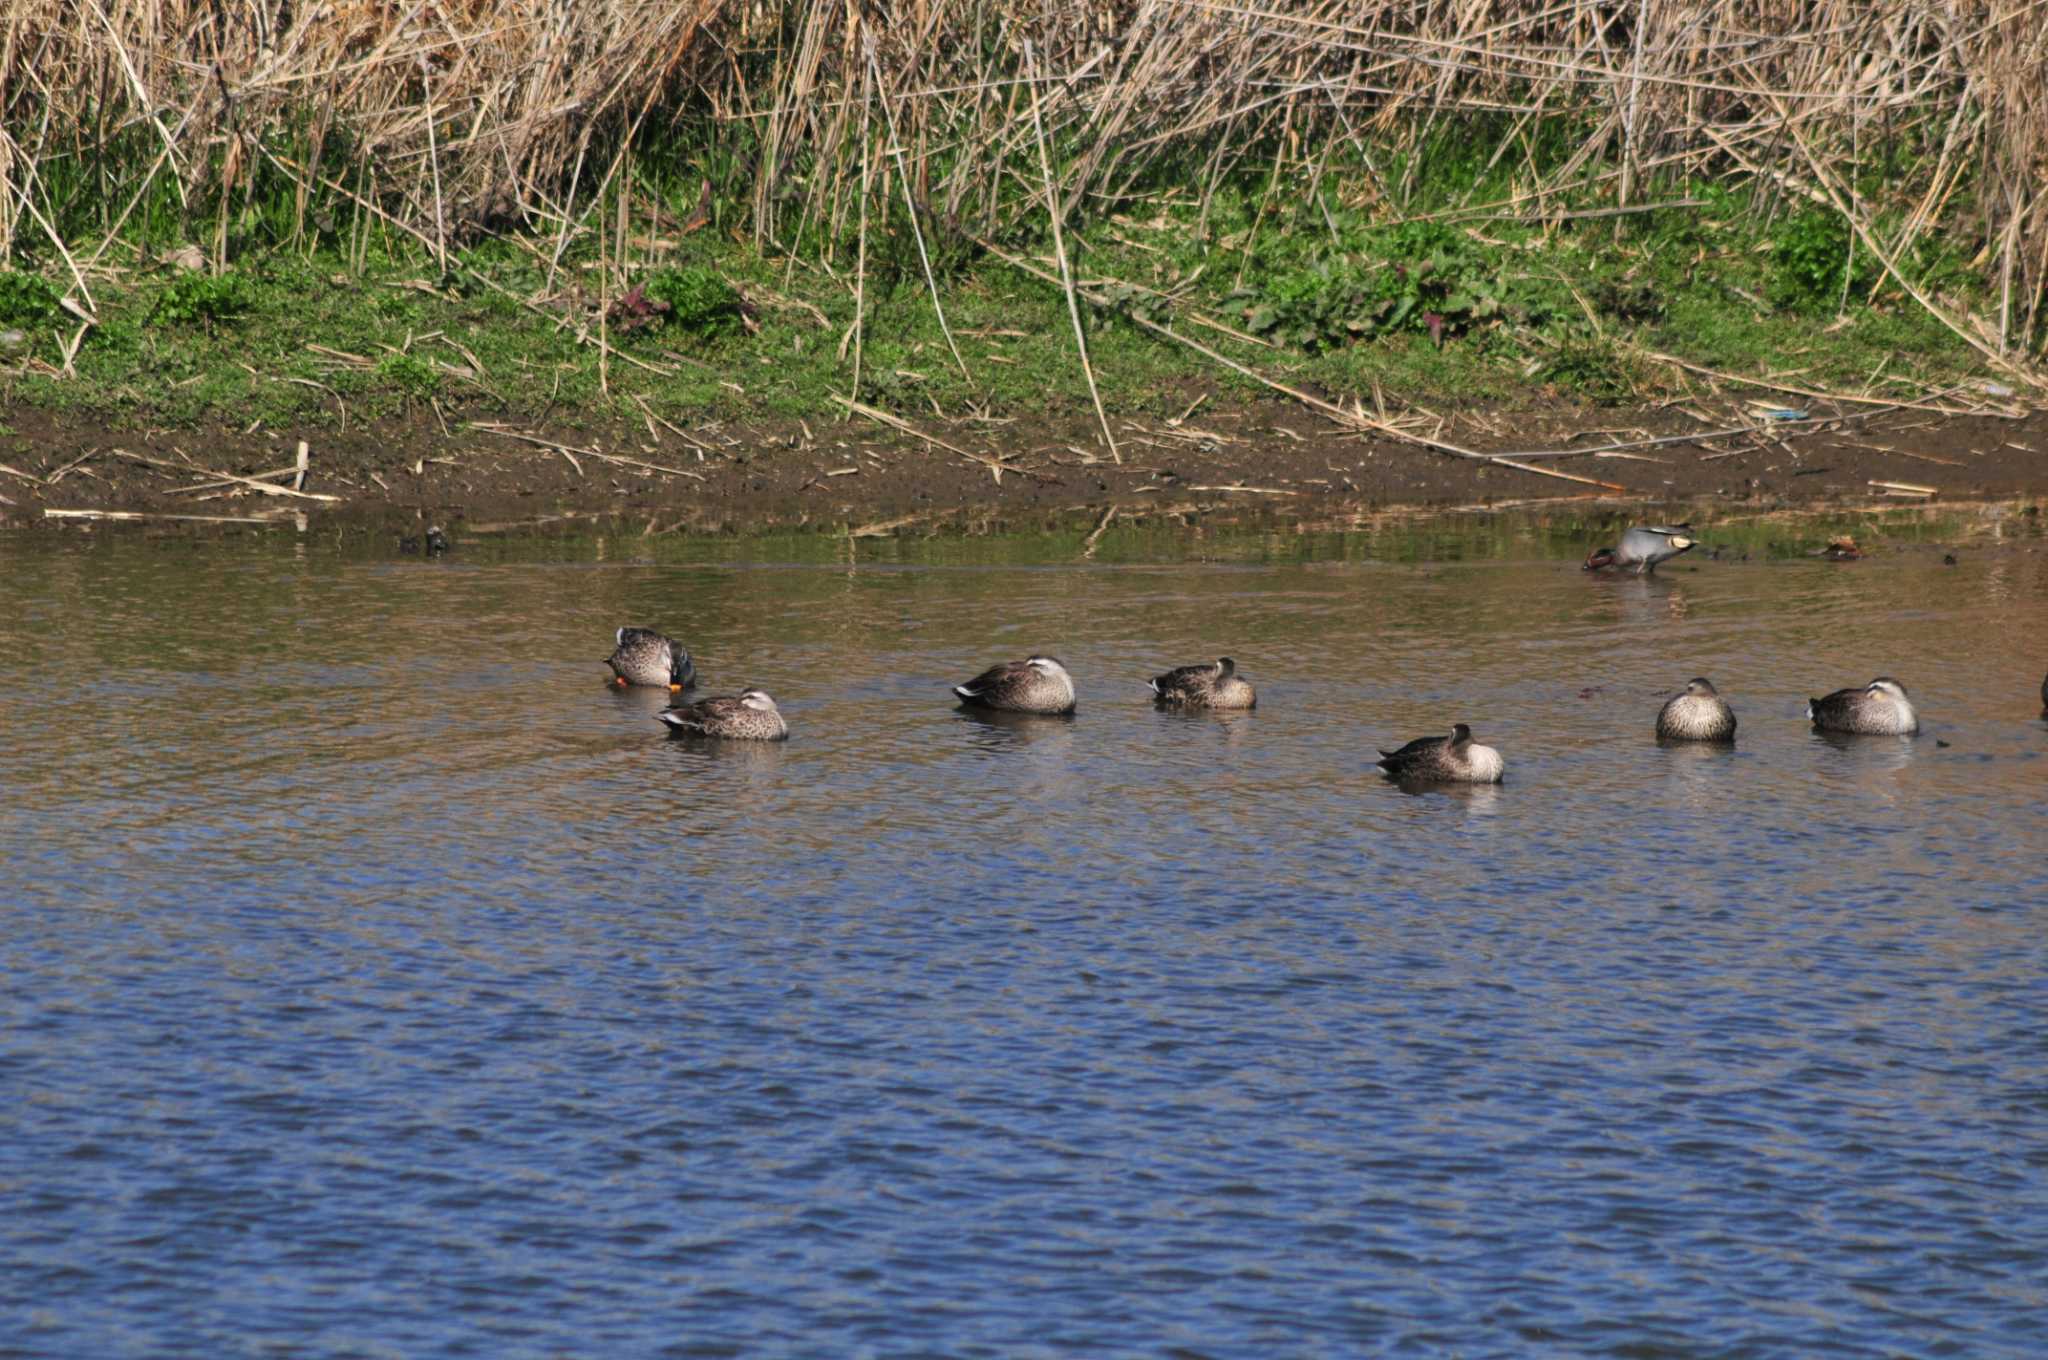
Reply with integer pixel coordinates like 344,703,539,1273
6,389,2044,541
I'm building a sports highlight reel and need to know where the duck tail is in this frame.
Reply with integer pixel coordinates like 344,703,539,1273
952,684,978,701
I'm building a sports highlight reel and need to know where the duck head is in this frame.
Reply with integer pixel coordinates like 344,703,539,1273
738,690,779,712
1867,677,1909,701
1684,677,1720,697
1448,722,1473,747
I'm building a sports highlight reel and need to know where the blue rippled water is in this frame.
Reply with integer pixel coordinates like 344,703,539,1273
2,525,2045,1357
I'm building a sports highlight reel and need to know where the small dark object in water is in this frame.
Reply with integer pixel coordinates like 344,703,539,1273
425,526,449,556
1942,553,1958,566
399,534,419,554
1811,535,1860,561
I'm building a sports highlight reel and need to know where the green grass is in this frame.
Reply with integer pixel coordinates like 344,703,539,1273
0,136,1998,434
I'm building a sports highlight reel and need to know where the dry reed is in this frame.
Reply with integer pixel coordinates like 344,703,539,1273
1,0,2044,358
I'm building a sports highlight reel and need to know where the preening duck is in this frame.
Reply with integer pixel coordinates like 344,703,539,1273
656,689,787,740
953,656,1077,715
1376,723,1505,783
607,627,695,691
1148,656,1256,710
1808,677,1918,735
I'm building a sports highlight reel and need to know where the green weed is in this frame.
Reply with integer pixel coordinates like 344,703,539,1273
151,271,253,327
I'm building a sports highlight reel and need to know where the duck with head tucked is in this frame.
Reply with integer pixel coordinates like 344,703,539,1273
1808,677,1919,735
953,656,1077,714
657,689,787,740
607,627,695,691
1376,723,1505,784
1656,677,1737,742
1149,656,1256,710
1584,524,1695,574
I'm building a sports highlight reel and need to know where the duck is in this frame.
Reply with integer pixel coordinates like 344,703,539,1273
1149,656,1255,710
953,656,1077,714
607,626,695,691
1376,723,1505,783
657,689,787,740
1584,524,1695,573
1656,677,1737,742
1808,677,1919,735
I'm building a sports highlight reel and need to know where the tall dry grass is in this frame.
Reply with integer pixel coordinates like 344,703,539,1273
3,0,2045,359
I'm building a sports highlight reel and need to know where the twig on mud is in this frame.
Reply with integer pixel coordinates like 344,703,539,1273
847,510,940,539
45,448,102,484
110,449,341,502
0,461,46,485
1643,352,2017,418
470,424,708,480
44,508,291,525
632,396,720,460
831,396,1043,484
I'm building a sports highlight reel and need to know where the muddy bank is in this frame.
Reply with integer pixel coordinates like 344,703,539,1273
4,395,2044,537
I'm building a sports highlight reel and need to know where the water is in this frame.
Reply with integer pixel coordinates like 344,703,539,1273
3,521,2045,1358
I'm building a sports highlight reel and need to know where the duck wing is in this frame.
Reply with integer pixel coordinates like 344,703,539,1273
1376,733,1449,771
1149,662,1217,698
955,660,1027,700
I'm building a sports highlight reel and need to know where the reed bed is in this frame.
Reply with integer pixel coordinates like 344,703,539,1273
3,0,2044,362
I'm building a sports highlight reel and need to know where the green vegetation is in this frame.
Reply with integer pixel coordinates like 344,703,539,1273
0,163,1996,434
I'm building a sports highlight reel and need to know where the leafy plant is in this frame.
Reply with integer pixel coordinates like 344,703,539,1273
151,271,252,327
1539,338,1641,404
374,351,440,402
641,266,752,338
1232,225,1527,351
0,271,62,327
1769,208,1871,311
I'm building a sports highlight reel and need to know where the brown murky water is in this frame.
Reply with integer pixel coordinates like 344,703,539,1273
3,521,2045,1357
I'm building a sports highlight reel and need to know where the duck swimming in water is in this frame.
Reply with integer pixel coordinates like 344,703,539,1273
1149,657,1256,710
953,656,1077,714
1656,677,1737,742
607,627,695,691
657,689,787,740
1808,677,1919,735
1376,723,1505,783
1584,524,1695,574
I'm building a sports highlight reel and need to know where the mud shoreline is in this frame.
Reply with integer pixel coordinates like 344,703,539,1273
5,396,2044,539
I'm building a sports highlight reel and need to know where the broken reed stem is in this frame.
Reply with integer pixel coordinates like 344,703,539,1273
865,36,970,384
1024,38,1118,464
849,59,873,414
976,237,1626,492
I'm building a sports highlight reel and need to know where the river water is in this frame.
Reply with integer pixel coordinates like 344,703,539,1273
2,515,2044,1357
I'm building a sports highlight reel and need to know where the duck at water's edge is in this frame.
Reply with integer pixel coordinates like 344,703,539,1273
657,689,788,740
1808,677,1919,735
953,657,1077,714
1656,677,1737,742
1585,524,1695,574
1149,657,1256,710
607,627,695,691
1376,723,1505,783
